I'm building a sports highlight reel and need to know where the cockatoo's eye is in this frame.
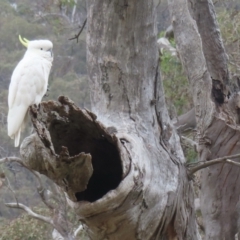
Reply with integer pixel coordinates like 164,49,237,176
40,48,43,50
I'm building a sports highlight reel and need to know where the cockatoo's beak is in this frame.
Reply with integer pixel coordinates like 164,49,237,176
47,48,53,57
19,35,29,48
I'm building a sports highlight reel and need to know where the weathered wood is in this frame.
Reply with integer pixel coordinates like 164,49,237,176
20,98,97,202
189,0,230,104
200,117,240,239
174,108,196,133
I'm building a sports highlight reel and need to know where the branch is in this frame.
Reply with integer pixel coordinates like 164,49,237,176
174,108,196,133
226,159,240,167
187,153,240,176
69,18,87,42
0,157,23,164
74,224,83,237
0,156,55,209
5,202,53,225
181,136,198,148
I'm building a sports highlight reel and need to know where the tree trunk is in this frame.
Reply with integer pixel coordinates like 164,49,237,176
20,0,200,239
170,0,240,238
191,1,240,239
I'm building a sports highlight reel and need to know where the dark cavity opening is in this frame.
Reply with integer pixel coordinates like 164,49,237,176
211,79,228,105
49,119,123,203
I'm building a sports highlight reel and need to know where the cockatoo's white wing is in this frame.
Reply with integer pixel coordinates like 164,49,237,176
8,57,50,147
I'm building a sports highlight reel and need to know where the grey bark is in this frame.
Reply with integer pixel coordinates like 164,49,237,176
19,0,201,239
174,108,196,133
169,0,240,239
189,0,230,104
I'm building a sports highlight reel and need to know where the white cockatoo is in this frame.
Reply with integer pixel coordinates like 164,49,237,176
8,35,53,147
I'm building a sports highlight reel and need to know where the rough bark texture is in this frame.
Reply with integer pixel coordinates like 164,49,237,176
20,0,201,239
189,0,230,104
170,0,240,239
168,0,215,132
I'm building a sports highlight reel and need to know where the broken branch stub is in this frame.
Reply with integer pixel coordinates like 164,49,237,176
20,96,123,202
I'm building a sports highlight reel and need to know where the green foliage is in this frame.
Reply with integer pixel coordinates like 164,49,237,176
160,50,193,116
0,207,52,240
0,203,89,240
184,145,198,163
160,42,196,162
158,31,165,38
60,0,77,7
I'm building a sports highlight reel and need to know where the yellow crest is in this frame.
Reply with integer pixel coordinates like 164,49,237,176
18,35,29,48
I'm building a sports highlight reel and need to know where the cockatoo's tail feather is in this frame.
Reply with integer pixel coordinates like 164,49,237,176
8,105,28,138
14,129,21,147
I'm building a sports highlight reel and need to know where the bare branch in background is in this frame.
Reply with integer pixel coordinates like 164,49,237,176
69,18,87,42
187,153,240,176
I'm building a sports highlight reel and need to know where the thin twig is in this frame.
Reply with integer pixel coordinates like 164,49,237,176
69,18,87,42
5,175,19,204
188,153,240,176
226,159,240,167
5,202,53,225
0,157,55,209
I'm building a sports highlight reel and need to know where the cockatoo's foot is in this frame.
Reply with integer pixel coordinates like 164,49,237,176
44,87,50,98
33,104,41,110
